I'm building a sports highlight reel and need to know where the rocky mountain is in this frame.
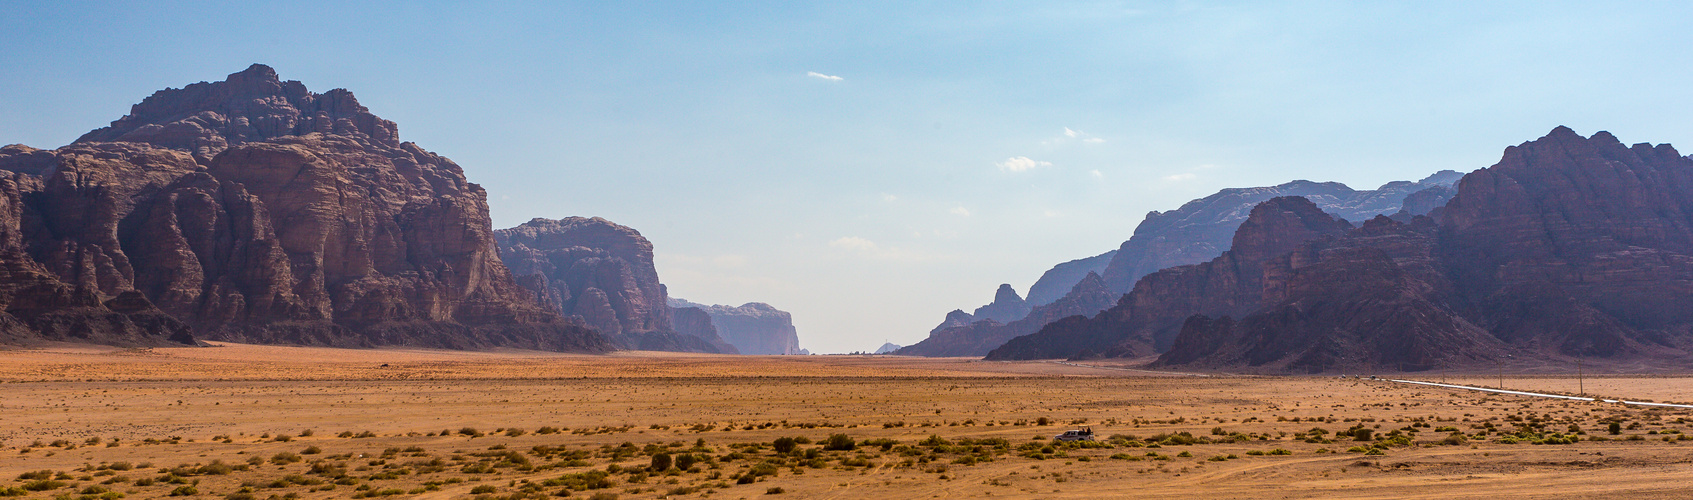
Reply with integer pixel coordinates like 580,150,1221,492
1025,250,1115,307
971,284,1030,323
989,128,1693,372
0,64,609,351
908,172,1461,358
669,298,801,355
896,272,1115,357
494,216,725,353
873,342,901,354
669,305,740,354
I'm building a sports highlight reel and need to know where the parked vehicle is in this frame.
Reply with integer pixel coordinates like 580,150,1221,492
1053,428,1095,442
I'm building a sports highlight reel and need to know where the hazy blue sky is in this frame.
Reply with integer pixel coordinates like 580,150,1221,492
6,1,1693,353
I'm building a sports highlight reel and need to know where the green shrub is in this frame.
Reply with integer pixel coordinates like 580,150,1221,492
169,486,199,496
772,437,797,454
650,453,673,471
822,434,855,451
470,485,498,494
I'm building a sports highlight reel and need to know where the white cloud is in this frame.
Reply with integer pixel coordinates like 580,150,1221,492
996,156,1053,172
1090,169,1104,179
1163,173,1198,182
1050,127,1104,145
1043,209,1061,218
881,193,898,202
829,236,878,251
949,206,971,216
807,71,843,81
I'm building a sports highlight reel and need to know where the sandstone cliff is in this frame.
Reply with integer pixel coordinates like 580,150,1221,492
910,172,1460,358
994,128,1693,371
669,298,801,355
494,216,724,353
0,65,609,351
898,272,1115,357
985,197,1353,360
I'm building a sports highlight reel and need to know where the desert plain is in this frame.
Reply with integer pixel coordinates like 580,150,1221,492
1,343,1691,499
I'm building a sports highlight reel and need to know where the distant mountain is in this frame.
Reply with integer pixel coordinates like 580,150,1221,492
495,217,723,353
669,298,802,355
873,342,901,354
906,171,1462,357
0,64,608,351
990,127,1693,372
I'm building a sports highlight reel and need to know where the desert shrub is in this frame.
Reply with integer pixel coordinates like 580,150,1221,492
17,471,53,480
822,434,855,451
1352,428,1373,441
470,485,498,494
0,487,24,497
537,426,561,435
772,437,797,454
272,452,302,464
1176,451,1192,457
506,428,526,437
299,429,314,437
1036,417,1051,426
274,434,293,442
1609,422,1623,435
198,460,234,475
588,493,619,500
302,446,323,455
460,427,482,437
21,480,65,491
650,453,673,471
767,486,786,494
169,486,199,496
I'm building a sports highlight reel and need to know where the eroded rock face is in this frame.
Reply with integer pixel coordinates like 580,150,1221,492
670,298,801,355
910,172,1461,358
0,65,610,351
994,128,1693,371
670,306,739,354
972,284,1029,323
985,197,1352,360
494,216,722,353
898,272,1116,357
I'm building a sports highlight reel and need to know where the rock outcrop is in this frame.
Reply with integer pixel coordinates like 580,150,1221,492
908,172,1462,358
670,305,739,354
873,342,901,354
898,272,1116,357
493,216,732,353
669,298,801,355
0,64,610,351
972,284,1030,323
986,197,1353,360
991,128,1693,371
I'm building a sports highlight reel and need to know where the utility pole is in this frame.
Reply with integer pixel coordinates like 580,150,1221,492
1578,357,1584,397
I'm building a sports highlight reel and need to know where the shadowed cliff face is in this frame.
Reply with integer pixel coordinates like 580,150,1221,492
909,172,1460,359
0,65,610,351
985,196,1353,361
993,128,1693,371
670,298,801,355
493,217,725,353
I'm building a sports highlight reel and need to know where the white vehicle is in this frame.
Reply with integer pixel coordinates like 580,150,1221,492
1053,428,1095,442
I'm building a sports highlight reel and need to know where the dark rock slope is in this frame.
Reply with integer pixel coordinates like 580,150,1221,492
0,64,609,351
494,216,722,353
909,172,1460,358
896,272,1114,357
669,298,801,355
991,128,1693,371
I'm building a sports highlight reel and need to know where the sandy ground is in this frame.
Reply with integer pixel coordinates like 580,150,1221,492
2,343,1692,499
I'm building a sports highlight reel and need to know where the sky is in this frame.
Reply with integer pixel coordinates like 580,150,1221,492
6,2,1693,353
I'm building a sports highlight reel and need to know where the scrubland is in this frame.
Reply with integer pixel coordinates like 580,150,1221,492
1,343,1691,499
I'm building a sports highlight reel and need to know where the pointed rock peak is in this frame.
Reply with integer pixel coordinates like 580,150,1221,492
229,63,280,84
944,309,974,321
1417,169,1465,186
75,64,401,151
1231,196,1352,261
992,283,1024,304
1069,271,1107,294
1548,125,1580,138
